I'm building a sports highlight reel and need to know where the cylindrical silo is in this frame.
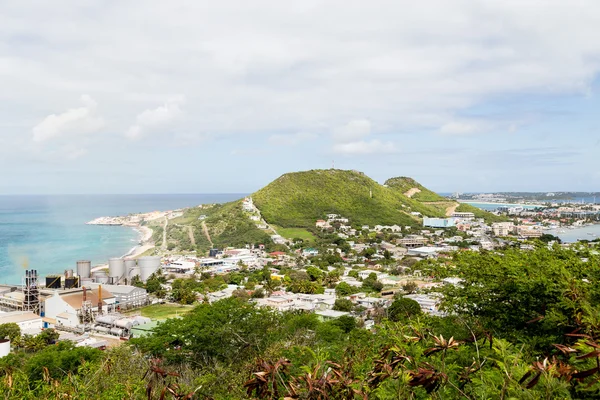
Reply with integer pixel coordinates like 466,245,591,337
92,270,109,284
76,260,91,279
0,340,10,358
108,258,125,283
80,278,94,286
129,267,140,280
138,256,161,282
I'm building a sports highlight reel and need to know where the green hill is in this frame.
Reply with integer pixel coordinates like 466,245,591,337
384,176,448,202
253,169,452,228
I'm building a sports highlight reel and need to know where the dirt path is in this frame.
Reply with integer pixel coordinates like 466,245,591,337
202,221,213,247
161,217,168,250
187,226,196,246
405,187,421,198
445,203,459,217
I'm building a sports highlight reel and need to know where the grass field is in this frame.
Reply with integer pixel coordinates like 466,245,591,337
130,303,194,320
273,226,316,242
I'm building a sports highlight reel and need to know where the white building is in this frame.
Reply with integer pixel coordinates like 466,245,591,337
88,284,148,309
492,222,515,237
43,288,116,327
0,311,43,335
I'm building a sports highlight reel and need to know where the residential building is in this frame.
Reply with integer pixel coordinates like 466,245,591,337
492,222,515,236
423,217,456,228
451,212,475,220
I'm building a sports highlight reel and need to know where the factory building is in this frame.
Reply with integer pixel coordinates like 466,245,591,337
88,284,148,309
43,288,116,327
0,311,43,335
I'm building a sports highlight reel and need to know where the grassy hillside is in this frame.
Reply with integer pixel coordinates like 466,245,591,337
384,176,447,202
167,201,274,254
253,169,450,228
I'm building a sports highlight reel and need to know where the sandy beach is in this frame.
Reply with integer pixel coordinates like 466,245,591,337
90,225,155,273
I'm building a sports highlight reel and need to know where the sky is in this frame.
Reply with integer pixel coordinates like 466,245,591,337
1,1,600,194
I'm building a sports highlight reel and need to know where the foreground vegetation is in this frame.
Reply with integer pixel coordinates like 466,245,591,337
1,245,600,398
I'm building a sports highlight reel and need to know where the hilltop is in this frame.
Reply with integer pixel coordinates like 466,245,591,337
160,169,505,253
252,169,503,229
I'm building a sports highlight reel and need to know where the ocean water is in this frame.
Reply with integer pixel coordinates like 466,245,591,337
0,194,244,285
464,202,542,211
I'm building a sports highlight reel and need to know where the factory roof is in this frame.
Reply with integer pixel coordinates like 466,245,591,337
0,311,41,324
58,288,115,310
88,284,145,295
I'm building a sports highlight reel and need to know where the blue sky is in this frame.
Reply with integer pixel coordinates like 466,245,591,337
1,1,600,194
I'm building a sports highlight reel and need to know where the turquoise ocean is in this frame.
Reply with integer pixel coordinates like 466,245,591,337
0,194,244,285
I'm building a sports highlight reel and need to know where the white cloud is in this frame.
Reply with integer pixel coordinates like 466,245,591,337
331,118,397,155
32,95,104,143
439,120,483,135
332,119,372,143
268,132,317,146
126,97,185,140
333,140,397,155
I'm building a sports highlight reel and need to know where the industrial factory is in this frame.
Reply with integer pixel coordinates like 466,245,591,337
0,256,162,340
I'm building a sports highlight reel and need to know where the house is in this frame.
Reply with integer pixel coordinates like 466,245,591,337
315,220,330,228
271,235,286,244
407,246,444,258
315,310,350,321
358,269,380,279
302,248,319,257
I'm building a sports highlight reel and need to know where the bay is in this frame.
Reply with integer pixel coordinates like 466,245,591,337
0,194,244,284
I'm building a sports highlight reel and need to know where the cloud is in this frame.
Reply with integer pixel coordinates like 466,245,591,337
126,97,185,140
268,132,317,146
331,118,397,155
32,95,104,142
332,119,372,143
439,120,484,135
333,140,397,155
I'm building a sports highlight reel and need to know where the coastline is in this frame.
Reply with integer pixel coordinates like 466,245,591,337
90,224,155,273
460,200,545,208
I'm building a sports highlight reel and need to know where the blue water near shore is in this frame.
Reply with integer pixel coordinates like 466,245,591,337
0,194,244,285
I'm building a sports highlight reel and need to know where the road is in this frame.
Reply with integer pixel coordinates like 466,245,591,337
161,217,168,250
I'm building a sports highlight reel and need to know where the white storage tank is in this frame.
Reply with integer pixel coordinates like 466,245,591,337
138,256,161,282
92,271,109,284
76,260,91,279
124,258,136,274
0,340,9,358
108,258,125,282
80,278,94,286
129,267,140,280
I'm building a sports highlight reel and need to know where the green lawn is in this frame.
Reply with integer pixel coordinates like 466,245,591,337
131,303,194,320
273,226,316,242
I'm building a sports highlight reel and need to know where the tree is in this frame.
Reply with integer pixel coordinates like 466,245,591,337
332,315,356,333
401,281,418,294
388,297,422,321
305,266,324,282
333,299,353,312
37,328,59,345
0,323,20,342
251,288,266,298
335,282,355,296
232,288,250,301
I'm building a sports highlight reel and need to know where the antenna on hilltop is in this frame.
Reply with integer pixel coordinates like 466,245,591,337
332,160,335,170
